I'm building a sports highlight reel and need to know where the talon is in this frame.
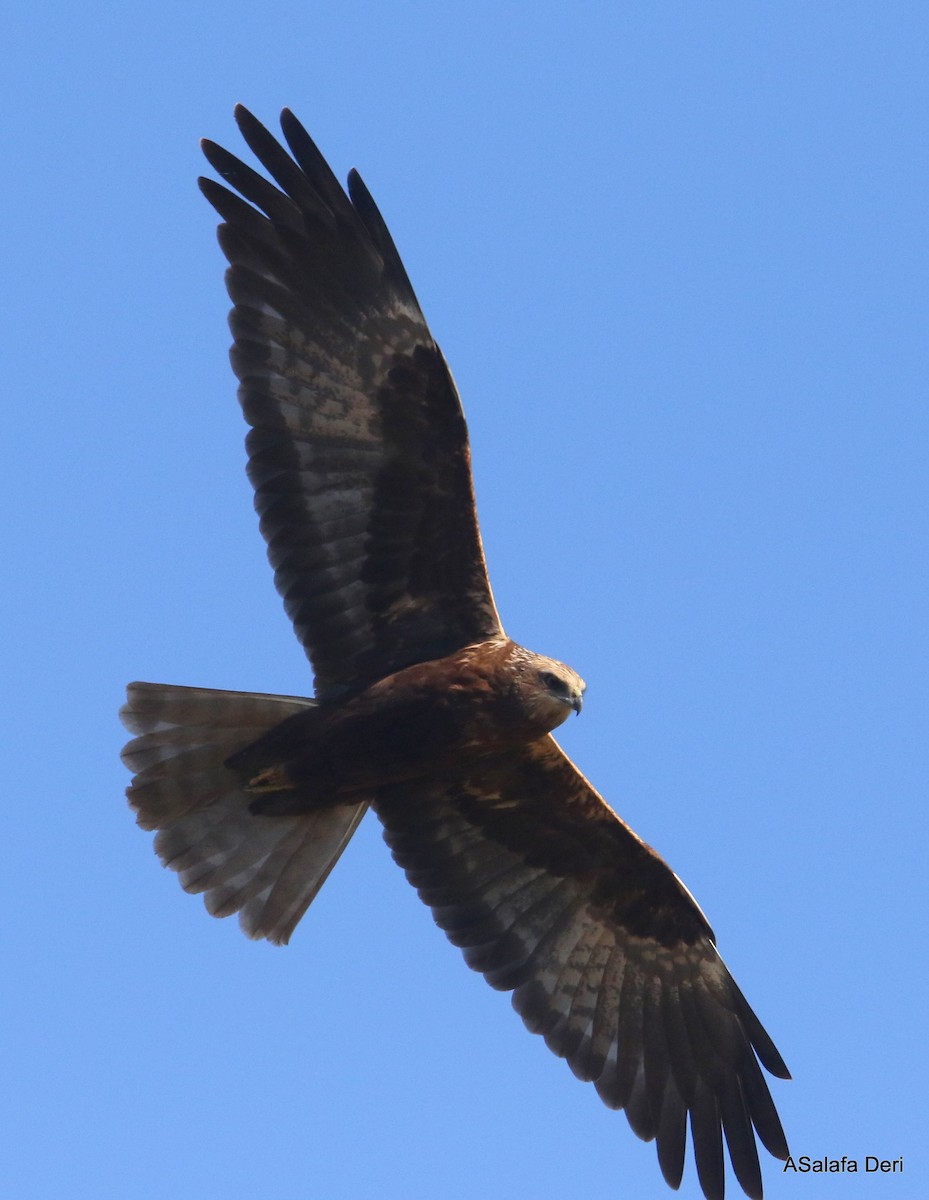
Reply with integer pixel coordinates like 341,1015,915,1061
246,766,293,793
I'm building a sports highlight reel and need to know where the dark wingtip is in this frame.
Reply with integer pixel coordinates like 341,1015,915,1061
730,977,792,1081
200,137,226,172
197,175,232,218
755,1039,791,1082
279,107,304,137
233,104,268,146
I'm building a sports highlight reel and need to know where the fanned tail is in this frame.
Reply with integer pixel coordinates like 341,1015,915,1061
120,682,367,944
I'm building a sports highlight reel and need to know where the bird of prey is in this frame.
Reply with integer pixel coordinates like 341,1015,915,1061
120,106,789,1200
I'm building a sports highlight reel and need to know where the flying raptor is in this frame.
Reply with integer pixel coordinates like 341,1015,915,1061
121,106,789,1200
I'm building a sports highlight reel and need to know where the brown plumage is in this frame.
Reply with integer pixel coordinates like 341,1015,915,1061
120,106,789,1200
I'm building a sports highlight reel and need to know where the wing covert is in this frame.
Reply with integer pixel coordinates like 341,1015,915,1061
200,107,502,698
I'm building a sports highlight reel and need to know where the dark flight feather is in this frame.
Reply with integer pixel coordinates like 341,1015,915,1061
376,737,788,1198
198,106,502,700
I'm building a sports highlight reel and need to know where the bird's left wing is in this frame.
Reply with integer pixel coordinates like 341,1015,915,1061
376,738,789,1200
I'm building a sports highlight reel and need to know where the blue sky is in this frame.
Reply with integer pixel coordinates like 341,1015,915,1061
5,4,927,1198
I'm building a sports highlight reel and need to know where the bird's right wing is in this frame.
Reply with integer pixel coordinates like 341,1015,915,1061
200,107,503,699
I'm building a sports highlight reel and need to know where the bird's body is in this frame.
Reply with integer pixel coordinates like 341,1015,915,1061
229,638,584,813
120,106,789,1200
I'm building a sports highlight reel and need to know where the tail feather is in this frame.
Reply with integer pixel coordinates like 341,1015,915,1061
120,682,367,945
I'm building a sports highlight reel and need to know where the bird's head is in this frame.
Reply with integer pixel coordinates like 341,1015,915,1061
514,650,586,732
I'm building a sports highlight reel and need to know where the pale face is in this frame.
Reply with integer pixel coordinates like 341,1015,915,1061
524,654,587,731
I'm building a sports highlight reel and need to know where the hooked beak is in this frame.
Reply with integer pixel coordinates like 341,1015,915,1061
571,692,584,716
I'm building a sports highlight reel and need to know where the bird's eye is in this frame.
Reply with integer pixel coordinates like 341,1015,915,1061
539,670,565,693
